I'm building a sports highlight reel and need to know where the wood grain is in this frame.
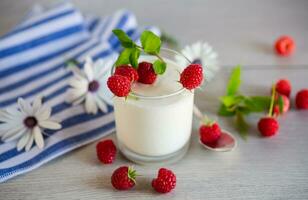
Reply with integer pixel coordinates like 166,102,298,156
0,0,308,199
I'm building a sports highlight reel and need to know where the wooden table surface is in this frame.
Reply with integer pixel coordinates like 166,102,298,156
0,0,308,199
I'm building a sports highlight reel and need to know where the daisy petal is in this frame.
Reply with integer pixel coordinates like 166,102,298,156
0,110,14,122
25,134,34,151
18,98,33,115
39,120,62,130
97,86,113,105
33,126,44,149
69,65,85,79
6,107,23,118
35,106,51,120
85,93,97,114
2,126,27,142
68,78,88,90
32,96,42,113
96,96,108,113
72,95,85,106
66,88,87,104
84,57,94,81
17,131,31,151
0,123,12,133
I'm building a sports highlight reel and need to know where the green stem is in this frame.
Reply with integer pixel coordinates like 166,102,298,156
136,45,165,63
268,84,276,117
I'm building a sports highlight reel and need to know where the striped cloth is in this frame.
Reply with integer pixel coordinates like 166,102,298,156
0,2,159,183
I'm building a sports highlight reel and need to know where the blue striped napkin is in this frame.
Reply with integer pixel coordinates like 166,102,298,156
0,2,159,183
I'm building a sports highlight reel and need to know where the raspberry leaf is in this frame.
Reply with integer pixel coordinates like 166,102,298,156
226,66,241,96
153,59,167,75
129,48,141,68
244,96,271,112
141,30,161,54
235,111,248,139
218,105,236,116
220,95,244,107
115,48,133,67
113,29,136,48
218,66,272,139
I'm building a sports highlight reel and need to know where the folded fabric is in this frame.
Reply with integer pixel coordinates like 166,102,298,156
0,2,159,183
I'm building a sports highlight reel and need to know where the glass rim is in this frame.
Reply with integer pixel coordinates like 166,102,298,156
111,47,191,100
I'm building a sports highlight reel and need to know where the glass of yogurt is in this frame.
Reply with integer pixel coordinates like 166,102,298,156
112,48,193,164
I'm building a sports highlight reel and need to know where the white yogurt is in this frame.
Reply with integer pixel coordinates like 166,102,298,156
113,58,194,157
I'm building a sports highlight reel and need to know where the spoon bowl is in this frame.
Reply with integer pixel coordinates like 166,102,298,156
199,129,237,152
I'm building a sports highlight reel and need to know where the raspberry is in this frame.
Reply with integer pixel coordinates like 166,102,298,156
96,139,116,164
258,117,279,137
152,168,176,193
114,65,139,82
295,89,308,109
273,94,290,116
180,64,203,90
111,166,136,190
107,75,131,97
137,62,157,84
199,122,221,144
275,79,291,97
275,36,295,56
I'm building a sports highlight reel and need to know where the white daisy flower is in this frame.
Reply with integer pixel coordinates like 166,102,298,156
66,56,115,114
175,41,219,82
0,96,62,151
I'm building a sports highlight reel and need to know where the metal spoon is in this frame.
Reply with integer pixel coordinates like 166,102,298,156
193,105,237,152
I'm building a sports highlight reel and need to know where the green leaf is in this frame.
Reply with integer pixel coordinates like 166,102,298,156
153,59,167,75
140,30,161,54
115,48,133,67
235,111,249,139
113,29,136,48
244,96,271,112
218,104,236,116
278,95,284,113
226,66,241,96
220,95,244,108
129,48,141,68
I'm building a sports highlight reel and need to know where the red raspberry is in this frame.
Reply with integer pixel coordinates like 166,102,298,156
180,64,203,90
114,65,139,82
275,79,291,97
273,95,290,116
258,117,279,137
199,122,221,144
137,62,157,84
152,168,176,193
107,75,131,97
111,166,136,190
274,36,295,56
96,139,116,164
295,89,308,109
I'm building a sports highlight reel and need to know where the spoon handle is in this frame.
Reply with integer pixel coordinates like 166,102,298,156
193,104,204,121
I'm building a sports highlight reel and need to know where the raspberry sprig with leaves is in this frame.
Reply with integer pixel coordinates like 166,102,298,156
112,29,167,75
218,66,271,139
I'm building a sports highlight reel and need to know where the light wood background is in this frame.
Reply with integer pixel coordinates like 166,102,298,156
0,0,308,199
